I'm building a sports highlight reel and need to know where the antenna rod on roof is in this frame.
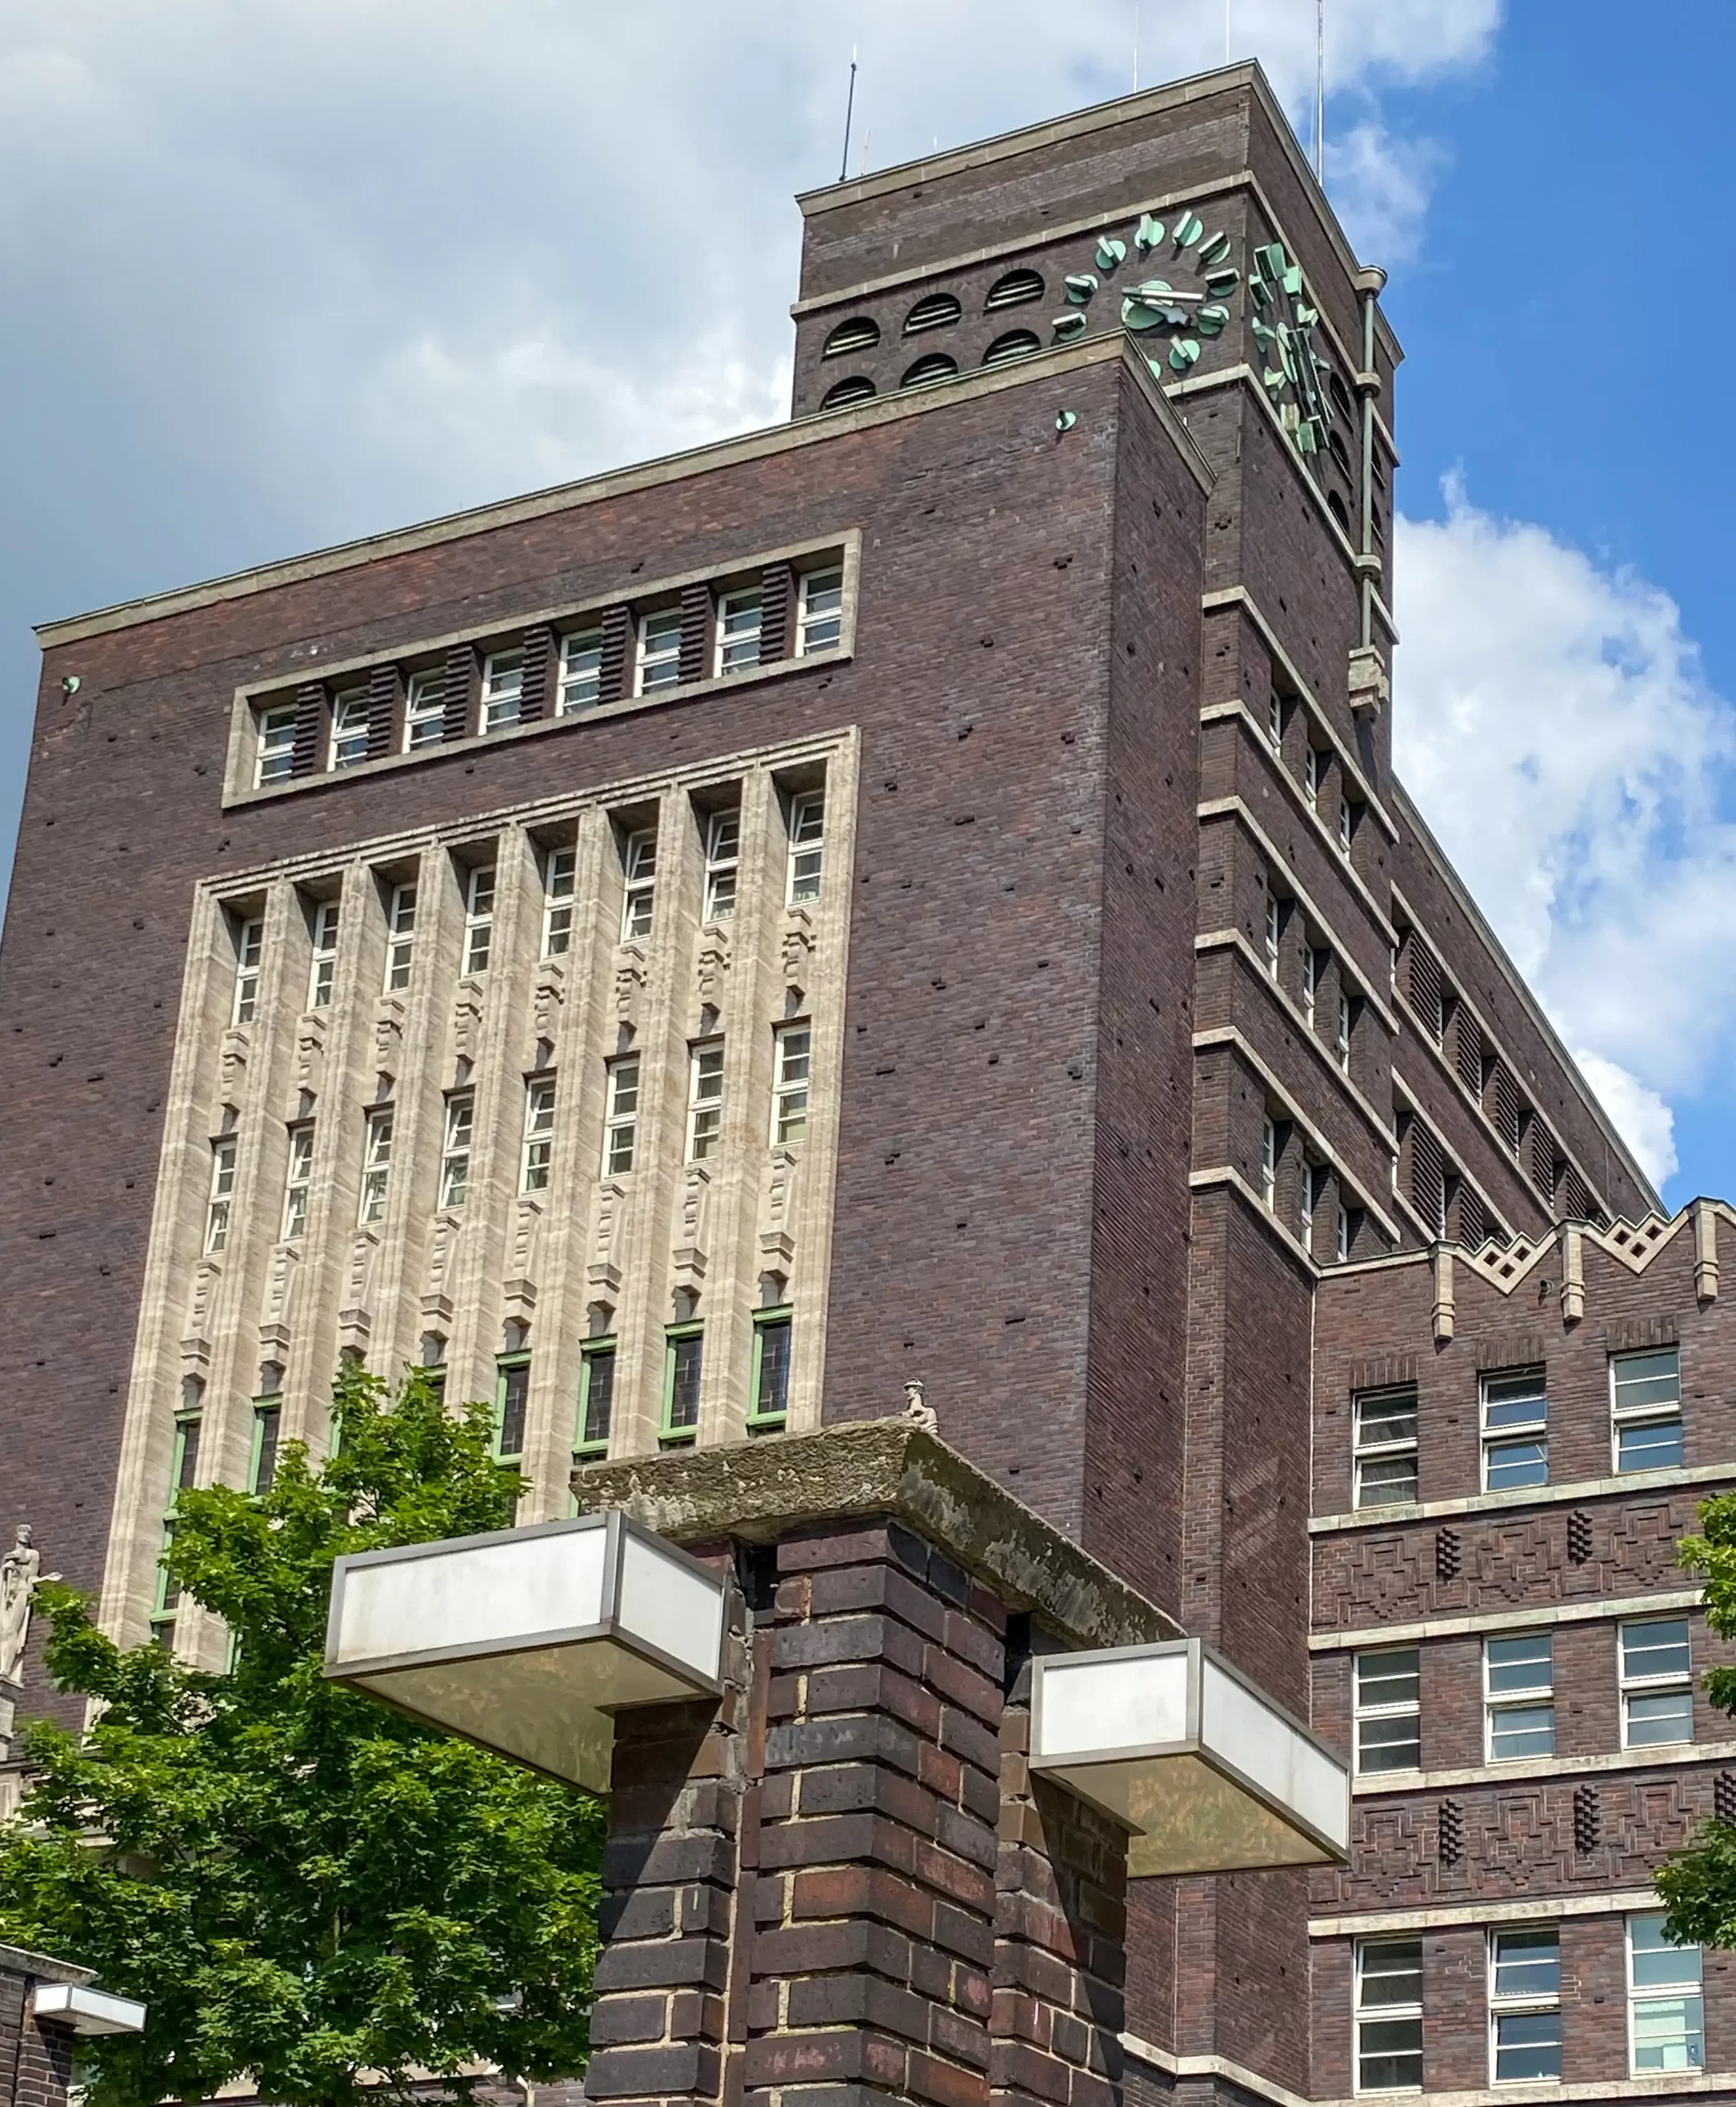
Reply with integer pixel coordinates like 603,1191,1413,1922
840,49,858,183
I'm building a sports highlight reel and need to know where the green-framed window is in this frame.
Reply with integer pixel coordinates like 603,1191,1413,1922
661,1325,703,1445
150,1409,203,1646
249,1396,282,1495
748,1309,793,1433
495,1355,531,1463
575,1340,617,1463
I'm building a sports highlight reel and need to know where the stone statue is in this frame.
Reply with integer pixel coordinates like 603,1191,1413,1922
901,1379,938,1435
0,1526,58,1686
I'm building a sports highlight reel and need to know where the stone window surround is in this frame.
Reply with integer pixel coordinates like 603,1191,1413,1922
98,728,858,1661
220,529,861,808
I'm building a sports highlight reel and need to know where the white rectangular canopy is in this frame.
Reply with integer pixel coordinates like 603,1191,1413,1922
31,1984,148,2037
323,1510,727,1792
1030,1638,1349,1874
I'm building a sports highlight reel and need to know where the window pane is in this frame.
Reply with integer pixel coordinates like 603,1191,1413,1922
1618,1417,1683,1472
496,1361,529,1458
580,1348,616,1449
1631,1916,1702,1989
667,1334,703,1430
1482,1369,1546,1429
1632,1997,1705,2072
1613,1349,1681,1412
1357,1454,1419,1506
1485,1438,1548,1491
1489,1704,1555,1761
1487,1634,1552,1693
1356,1390,1418,1447
1357,1714,1422,1770
1626,1691,1694,1746
1623,1618,1692,1682
1357,1941,1422,2005
1357,1649,1420,1709
755,1318,792,1421
1492,1930,1559,2001
1493,2010,1561,2082
558,627,603,714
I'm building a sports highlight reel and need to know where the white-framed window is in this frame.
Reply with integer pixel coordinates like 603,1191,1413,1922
232,916,264,1026
1301,943,1319,1025
1489,1928,1561,2083
1485,1631,1553,1761
774,1023,812,1145
788,792,826,904
542,847,576,956
1304,745,1324,807
1627,1914,1704,2073
360,1108,393,1225
1260,1115,1278,1207
1301,1158,1324,1244
522,1077,556,1193
282,1125,314,1241
440,1094,474,1209
603,1056,640,1175
557,626,604,714
1481,1367,1548,1491
621,828,657,940
1340,797,1359,853
255,702,298,787
716,588,763,675
635,608,683,694
1613,1347,1683,1472
481,649,524,731
1354,1647,1420,1774
328,686,371,770
1353,1386,1418,1509
1354,1937,1422,2093
205,1137,237,1254
703,808,740,921
384,883,417,993
307,900,340,1009
403,669,446,750
1338,988,1353,1070
1266,690,1283,748
462,865,496,975
687,1042,724,1161
797,566,844,654
1621,1616,1693,1748
1264,896,1281,975
1336,1203,1352,1263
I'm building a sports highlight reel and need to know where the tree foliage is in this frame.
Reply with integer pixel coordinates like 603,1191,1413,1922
1657,1491,1736,1947
0,1365,603,2107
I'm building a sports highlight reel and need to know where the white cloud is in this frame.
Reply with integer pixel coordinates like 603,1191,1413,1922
1395,481,1736,1193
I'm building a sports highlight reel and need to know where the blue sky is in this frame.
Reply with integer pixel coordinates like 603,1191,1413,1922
0,1,1729,1210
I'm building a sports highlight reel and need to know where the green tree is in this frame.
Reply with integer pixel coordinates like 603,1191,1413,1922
1656,1491,1736,1947
0,1365,603,2107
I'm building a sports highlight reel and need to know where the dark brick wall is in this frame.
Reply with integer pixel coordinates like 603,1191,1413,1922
0,1961,80,2107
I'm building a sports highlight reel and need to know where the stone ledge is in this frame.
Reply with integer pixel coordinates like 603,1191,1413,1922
0,1943,95,1988
572,1418,1178,1654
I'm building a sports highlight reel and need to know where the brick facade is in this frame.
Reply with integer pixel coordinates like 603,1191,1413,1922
0,1950,86,2107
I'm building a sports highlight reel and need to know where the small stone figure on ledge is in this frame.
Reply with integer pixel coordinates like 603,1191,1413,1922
0,1524,58,1686
901,1379,938,1435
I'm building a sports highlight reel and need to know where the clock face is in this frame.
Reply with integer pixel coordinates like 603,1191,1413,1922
1050,208,1241,375
1249,239,1331,463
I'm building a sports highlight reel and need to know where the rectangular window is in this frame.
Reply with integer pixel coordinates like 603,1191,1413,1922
307,899,340,1009
1628,1914,1704,2073
796,566,844,654
1613,1347,1684,1472
205,1137,237,1254
403,669,446,750
1264,897,1281,975
384,882,417,992
663,1326,703,1442
1260,1115,1278,1207
575,1340,616,1459
1353,1386,1418,1509
256,702,299,787
1336,1204,1352,1263
282,1125,314,1241
1482,1367,1548,1491
1301,1158,1320,1244
360,1108,393,1225
635,607,683,694
440,1094,473,1209
1301,944,1319,1025
1485,1631,1554,1761
481,649,524,731
1355,1938,1422,2093
1267,690,1283,748
1489,1928,1561,2083
603,1056,640,1174
495,1356,530,1462
1338,989,1353,1070
1341,798,1360,853
703,808,740,921
522,1076,556,1193
249,1398,282,1496
232,916,264,1026
788,791,826,904
621,828,657,939
328,686,371,770
1354,1647,1421,1774
151,1408,204,1638
557,626,603,714
773,1023,812,1145
715,588,763,675
1621,1616,1694,1748
1304,745,1324,807
687,1042,724,1160
751,1310,793,1429
463,864,496,974
542,847,576,956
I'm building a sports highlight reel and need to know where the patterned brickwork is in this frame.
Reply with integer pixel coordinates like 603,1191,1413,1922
0,1958,81,2107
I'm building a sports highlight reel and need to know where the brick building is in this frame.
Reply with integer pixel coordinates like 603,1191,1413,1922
0,52,1725,2107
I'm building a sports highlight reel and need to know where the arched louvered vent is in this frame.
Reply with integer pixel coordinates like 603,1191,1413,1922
982,331,1041,367
820,375,877,411
985,268,1044,311
900,353,958,388
903,291,962,336
822,316,880,359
